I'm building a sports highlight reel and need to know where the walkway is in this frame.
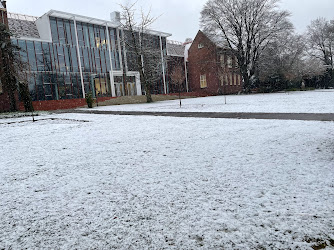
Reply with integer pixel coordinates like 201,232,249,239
69,110,334,122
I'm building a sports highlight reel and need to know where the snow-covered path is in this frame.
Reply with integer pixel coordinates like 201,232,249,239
1,113,333,249
84,90,334,114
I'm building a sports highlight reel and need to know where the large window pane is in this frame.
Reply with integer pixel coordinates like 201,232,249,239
100,28,106,49
26,41,37,71
95,49,101,72
28,73,37,101
36,73,45,101
52,44,59,71
82,48,90,72
70,47,78,72
65,73,73,99
100,49,107,73
70,22,77,45
35,42,44,72
88,25,95,48
64,20,72,45
72,74,80,98
57,19,66,45
42,43,52,71
89,49,95,72
64,46,71,72
57,73,66,99
50,17,59,43
82,24,90,47
18,40,28,64
57,46,66,72
94,26,101,48
77,23,84,47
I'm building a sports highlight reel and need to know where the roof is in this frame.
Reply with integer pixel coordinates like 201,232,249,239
8,18,40,39
201,30,229,49
44,10,172,38
167,40,185,57
7,12,40,39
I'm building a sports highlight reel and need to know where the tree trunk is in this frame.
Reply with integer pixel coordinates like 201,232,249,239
179,85,181,108
8,89,17,112
144,83,153,103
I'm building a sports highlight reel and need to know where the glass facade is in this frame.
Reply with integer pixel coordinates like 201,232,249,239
13,15,168,102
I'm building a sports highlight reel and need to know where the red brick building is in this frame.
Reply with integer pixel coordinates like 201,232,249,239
188,30,242,96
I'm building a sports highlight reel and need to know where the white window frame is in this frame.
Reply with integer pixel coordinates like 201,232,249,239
198,43,204,49
200,74,207,88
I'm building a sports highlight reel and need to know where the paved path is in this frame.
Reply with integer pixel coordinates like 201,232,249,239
68,110,334,121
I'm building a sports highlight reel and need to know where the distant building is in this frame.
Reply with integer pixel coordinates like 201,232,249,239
166,40,188,93
188,30,242,96
0,7,172,111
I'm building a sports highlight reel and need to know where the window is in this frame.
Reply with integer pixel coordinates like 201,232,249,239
0,79,2,94
235,56,238,68
198,43,204,49
220,55,225,68
50,18,59,43
227,56,232,68
220,76,224,86
234,73,237,85
200,75,207,88
238,75,241,85
229,74,233,86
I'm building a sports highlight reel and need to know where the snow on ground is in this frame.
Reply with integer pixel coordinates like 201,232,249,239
0,113,333,249
85,90,334,113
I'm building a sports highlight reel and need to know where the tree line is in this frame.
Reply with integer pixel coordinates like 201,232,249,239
201,0,334,92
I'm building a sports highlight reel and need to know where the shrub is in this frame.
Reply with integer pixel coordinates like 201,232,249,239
85,92,94,108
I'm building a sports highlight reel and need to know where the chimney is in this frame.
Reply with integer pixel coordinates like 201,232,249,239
110,11,120,23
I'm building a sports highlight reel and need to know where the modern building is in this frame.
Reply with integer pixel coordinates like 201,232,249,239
1,4,173,111
188,30,243,95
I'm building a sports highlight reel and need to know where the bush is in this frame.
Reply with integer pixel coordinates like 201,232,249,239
85,92,94,108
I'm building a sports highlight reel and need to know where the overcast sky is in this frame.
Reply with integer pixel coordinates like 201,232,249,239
7,0,334,42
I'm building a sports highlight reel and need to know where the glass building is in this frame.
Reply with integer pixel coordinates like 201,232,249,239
8,10,171,103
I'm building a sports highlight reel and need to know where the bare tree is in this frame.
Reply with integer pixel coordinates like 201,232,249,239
120,2,165,103
258,31,306,90
306,18,334,88
307,18,334,69
170,63,185,107
201,0,293,92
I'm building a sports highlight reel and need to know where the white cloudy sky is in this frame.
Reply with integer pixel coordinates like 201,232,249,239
6,0,334,42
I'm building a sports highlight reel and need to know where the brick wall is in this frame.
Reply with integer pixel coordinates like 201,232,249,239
188,31,220,95
18,96,115,111
188,30,243,96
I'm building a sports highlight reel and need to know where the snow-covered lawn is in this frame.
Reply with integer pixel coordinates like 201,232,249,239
1,113,333,249
86,90,334,113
